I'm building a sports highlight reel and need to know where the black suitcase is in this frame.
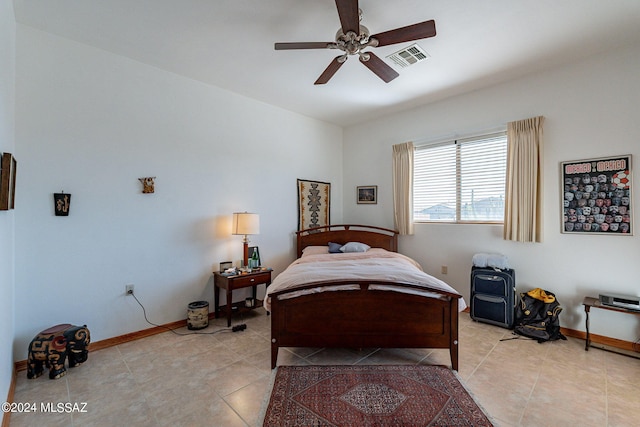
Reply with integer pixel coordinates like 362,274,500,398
470,266,516,328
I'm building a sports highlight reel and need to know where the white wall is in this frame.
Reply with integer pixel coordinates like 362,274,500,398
0,0,16,404
13,25,343,360
343,44,640,342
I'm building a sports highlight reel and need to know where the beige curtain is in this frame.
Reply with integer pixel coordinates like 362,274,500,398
504,116,545,242
392,142,414,235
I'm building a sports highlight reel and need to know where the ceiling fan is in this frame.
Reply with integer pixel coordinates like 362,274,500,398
275,0,436,85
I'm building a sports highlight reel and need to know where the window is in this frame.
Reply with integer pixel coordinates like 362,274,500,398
413,131,507,223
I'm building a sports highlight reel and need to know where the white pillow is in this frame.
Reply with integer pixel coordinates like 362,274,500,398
301,246,329,256
340,242,371,253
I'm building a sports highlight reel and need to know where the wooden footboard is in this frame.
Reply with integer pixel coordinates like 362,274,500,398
270,280,461,370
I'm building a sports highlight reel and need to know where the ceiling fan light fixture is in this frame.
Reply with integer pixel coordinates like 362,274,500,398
358,52,370,62
334,24,373,55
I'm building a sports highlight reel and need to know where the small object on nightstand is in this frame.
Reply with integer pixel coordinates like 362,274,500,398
220,266,238,276
249,247,260,268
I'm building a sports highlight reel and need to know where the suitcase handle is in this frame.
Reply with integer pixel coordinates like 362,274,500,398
477,274,501,281
474,294,508,304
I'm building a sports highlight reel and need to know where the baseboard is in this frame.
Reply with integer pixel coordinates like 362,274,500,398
466,309,639,354
560,327,640,354
14,315,199,372
13,314,639,374
1,367,16,427
87,317,189,352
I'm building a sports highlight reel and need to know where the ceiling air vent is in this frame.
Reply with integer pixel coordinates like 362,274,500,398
386,44,430,68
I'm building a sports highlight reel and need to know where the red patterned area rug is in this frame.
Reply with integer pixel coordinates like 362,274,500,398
259,365,494,426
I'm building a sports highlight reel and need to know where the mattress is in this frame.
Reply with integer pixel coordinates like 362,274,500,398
264,248,467,312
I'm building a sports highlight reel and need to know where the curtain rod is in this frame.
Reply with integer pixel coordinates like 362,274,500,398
413,125,507,148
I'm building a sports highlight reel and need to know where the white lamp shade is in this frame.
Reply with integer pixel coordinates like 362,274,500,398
232,212,260,235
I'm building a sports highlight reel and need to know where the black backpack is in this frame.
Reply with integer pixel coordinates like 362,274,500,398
514,288,566,343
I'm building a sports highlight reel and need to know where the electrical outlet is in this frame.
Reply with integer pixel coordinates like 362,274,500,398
441,265,448,275
125,284,134,295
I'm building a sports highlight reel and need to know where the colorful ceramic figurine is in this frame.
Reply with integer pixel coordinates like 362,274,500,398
27,324,90,380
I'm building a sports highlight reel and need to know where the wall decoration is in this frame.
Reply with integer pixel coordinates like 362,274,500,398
357,185,377,204
561,155,632,235
138,177,156,194
0,152,16,211
54,192,71,216
10,156,16,209
297,179,330,230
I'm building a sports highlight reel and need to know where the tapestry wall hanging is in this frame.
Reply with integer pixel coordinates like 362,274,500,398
561,155,632,235
297,179,330,230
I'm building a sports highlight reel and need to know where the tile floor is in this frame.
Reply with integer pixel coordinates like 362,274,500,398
9,310,640,427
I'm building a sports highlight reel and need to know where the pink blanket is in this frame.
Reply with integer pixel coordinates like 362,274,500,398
265,248,466,311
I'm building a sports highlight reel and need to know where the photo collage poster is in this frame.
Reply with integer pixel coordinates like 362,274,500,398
561,155,631,234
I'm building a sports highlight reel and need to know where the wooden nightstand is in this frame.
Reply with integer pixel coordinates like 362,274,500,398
213,269,272,327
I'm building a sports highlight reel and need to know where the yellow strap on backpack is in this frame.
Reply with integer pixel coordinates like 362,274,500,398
527,288,556,303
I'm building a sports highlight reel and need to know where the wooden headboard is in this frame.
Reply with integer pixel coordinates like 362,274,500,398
295,224,399,258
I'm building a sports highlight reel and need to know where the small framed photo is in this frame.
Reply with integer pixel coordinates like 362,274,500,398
10,156,16,209
0,153,15,211
357,186,377,204
219,261,233,272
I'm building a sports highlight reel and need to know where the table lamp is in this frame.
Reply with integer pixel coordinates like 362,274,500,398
232,212,260,267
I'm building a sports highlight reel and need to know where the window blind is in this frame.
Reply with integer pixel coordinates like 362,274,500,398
414,131,507,223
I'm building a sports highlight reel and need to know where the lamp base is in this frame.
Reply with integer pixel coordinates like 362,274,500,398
243,240,249,267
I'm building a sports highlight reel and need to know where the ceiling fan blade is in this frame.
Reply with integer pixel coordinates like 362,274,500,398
315,56,347,85
372,20,436,47
275,42,332,50
359,52,399,83
335,0,360,34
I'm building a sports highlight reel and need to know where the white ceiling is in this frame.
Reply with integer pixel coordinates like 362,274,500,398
13,0,640,127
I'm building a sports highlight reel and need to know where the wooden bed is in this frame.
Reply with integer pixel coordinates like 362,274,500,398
268,224,462,370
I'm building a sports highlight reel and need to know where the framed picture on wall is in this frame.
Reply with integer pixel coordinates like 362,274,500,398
0,152,15,211
10,155,16,209
357,186,377,204
561,155,632,235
